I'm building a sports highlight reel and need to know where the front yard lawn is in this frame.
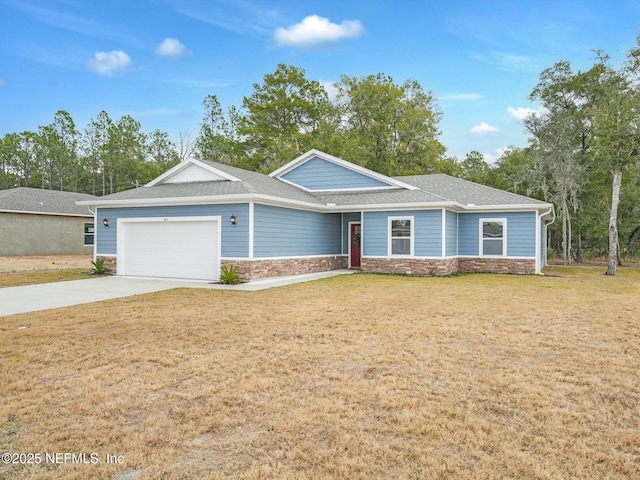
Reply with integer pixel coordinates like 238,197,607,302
0,269,91,288
1,267,639,479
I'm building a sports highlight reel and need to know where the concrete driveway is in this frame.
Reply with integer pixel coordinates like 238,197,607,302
0,276,209,317
0,270,355,317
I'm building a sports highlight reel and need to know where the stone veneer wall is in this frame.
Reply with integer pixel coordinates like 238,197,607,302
458,257,536,275
360,257,536,276
97,254,536,279
221,255,348,281
96,256,117,274
360,257,459,276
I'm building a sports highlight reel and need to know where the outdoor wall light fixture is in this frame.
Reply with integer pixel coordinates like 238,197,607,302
230,215,237,225
102,218,110,228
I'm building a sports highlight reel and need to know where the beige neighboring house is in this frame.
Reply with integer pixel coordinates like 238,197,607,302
0,187,96,255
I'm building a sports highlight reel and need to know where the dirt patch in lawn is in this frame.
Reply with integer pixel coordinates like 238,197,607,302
0,255,93,273
1,266,639,479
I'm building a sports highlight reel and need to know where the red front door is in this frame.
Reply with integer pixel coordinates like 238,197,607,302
350,223,361,268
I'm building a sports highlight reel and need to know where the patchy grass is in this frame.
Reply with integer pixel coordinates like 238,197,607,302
0,269,91,288
0,255,92,273
0,255,94,287
1,266,639,479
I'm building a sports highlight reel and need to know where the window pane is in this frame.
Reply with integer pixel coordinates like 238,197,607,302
483,239,503,255
392,238,410,255
391,220,411,237
84,234,94,246
483,221,503,239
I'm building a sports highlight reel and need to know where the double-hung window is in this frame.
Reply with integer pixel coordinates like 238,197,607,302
480,218,506,256
389,217,413,256
84,222,95,246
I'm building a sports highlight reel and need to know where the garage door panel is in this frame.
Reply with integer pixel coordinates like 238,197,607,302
120,218,220,280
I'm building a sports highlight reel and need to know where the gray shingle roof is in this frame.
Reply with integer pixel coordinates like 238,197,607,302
83,160,549,211
396,174,548,206
203,161,325,204
89,180,251,201
314,187,447,206
0,187,95,216
93,161,326,206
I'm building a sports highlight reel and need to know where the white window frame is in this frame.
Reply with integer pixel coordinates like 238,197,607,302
479,218,507,257
388,216,414,257
83,222,95,246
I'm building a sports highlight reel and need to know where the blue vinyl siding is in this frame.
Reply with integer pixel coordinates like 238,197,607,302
363,210,442,257
281,156,391,191
342,212,361,254
253,204,341,257
96,204,249,258
458,211,537,257
445,210,458,256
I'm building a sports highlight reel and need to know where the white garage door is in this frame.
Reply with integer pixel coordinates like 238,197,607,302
118,217,220,280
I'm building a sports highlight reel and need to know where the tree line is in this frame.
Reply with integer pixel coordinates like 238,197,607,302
0,110,183,196
2,55,640,270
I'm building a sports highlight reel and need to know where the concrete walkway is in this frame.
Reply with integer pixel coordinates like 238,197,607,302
0,270,355,317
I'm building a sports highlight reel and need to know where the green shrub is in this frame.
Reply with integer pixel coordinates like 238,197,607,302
90,259,110,275
219,265,241,284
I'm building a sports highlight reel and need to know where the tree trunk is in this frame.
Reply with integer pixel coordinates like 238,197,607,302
606,169,623,276
561,198,568,265
616,241,623,267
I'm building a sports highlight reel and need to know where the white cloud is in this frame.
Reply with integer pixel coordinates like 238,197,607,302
470,122,500,135
483,152,498,164
156,38,190,58
87,50,132,76
483,147,510,164
496,146,511,157
473,51,537,72
439,93,483,101
507,106,539,121
319,80,339,101
275,15,363,47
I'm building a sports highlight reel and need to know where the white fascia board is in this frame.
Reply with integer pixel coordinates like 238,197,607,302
269,149,338,177
76,193,328,212
0,209,93,218
325,201,466,212
77,195,554,217
275,176,399,193
77,194,256,208
146,158,241,187
462,204,554,214
269,149,420,191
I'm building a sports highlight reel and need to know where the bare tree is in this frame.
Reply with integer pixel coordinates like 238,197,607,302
178,130,196,162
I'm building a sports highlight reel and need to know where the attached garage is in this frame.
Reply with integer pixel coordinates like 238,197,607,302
117,216,221,281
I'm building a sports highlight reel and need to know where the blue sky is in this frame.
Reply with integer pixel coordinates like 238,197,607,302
1,0,639,163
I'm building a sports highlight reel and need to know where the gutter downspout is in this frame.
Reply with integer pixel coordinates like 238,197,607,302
540,207,555,269
87,206,97,261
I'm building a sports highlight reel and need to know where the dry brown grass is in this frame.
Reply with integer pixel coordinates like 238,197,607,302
0,255,94,287
0,255,92,273
1,266,639,479
0,269,91,288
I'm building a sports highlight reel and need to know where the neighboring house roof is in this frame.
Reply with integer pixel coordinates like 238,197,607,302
77,150,553,219
0,187,95,217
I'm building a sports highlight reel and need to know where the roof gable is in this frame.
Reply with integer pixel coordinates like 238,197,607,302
270,149,418,192
146,158,241,186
